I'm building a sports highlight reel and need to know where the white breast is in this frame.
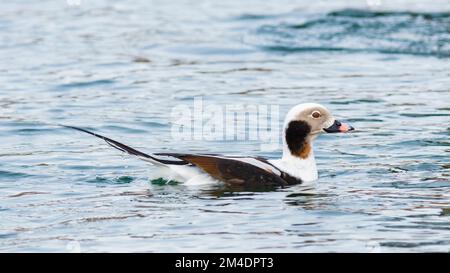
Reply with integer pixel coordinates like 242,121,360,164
268,153,318,183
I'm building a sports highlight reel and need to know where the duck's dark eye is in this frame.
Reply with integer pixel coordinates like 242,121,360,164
312,111,321,118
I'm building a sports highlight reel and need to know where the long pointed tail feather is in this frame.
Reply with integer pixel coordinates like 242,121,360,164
61,125,187,165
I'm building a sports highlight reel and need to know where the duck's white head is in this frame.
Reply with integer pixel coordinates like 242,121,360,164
282,103,354,160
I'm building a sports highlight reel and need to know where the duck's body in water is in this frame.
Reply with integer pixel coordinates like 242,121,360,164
64,103,354,187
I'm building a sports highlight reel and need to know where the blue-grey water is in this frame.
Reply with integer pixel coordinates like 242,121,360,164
1,0,449,252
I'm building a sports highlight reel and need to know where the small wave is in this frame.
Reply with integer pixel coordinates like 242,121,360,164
10,127,60,135
330,99,384,105
100,125,149,134
0,233,17,239
234,14,280,20
8,191,49,198
0,170,32,178
328,9,450,19
400,113,450,117
56,79,115,90
151,177,180,185
380,180,450,189
249,9,450,57
87,175,135,184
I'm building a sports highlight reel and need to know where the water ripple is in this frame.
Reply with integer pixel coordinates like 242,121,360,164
248,9,450,57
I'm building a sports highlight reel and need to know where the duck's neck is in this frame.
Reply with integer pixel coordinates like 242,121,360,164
277,120,318,182
279,143,318,183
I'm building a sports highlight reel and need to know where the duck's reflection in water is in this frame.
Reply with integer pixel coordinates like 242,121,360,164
282,183,340,211
144,179,338,212
190,181,324,201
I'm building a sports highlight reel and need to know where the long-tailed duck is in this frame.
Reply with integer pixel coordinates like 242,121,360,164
64,103,354,187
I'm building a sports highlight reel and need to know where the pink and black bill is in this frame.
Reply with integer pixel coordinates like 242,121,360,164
323,120,354,133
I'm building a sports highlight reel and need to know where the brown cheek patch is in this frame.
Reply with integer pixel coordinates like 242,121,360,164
285,120,312,159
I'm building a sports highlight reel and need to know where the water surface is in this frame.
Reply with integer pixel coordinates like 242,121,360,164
0,0,449,252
